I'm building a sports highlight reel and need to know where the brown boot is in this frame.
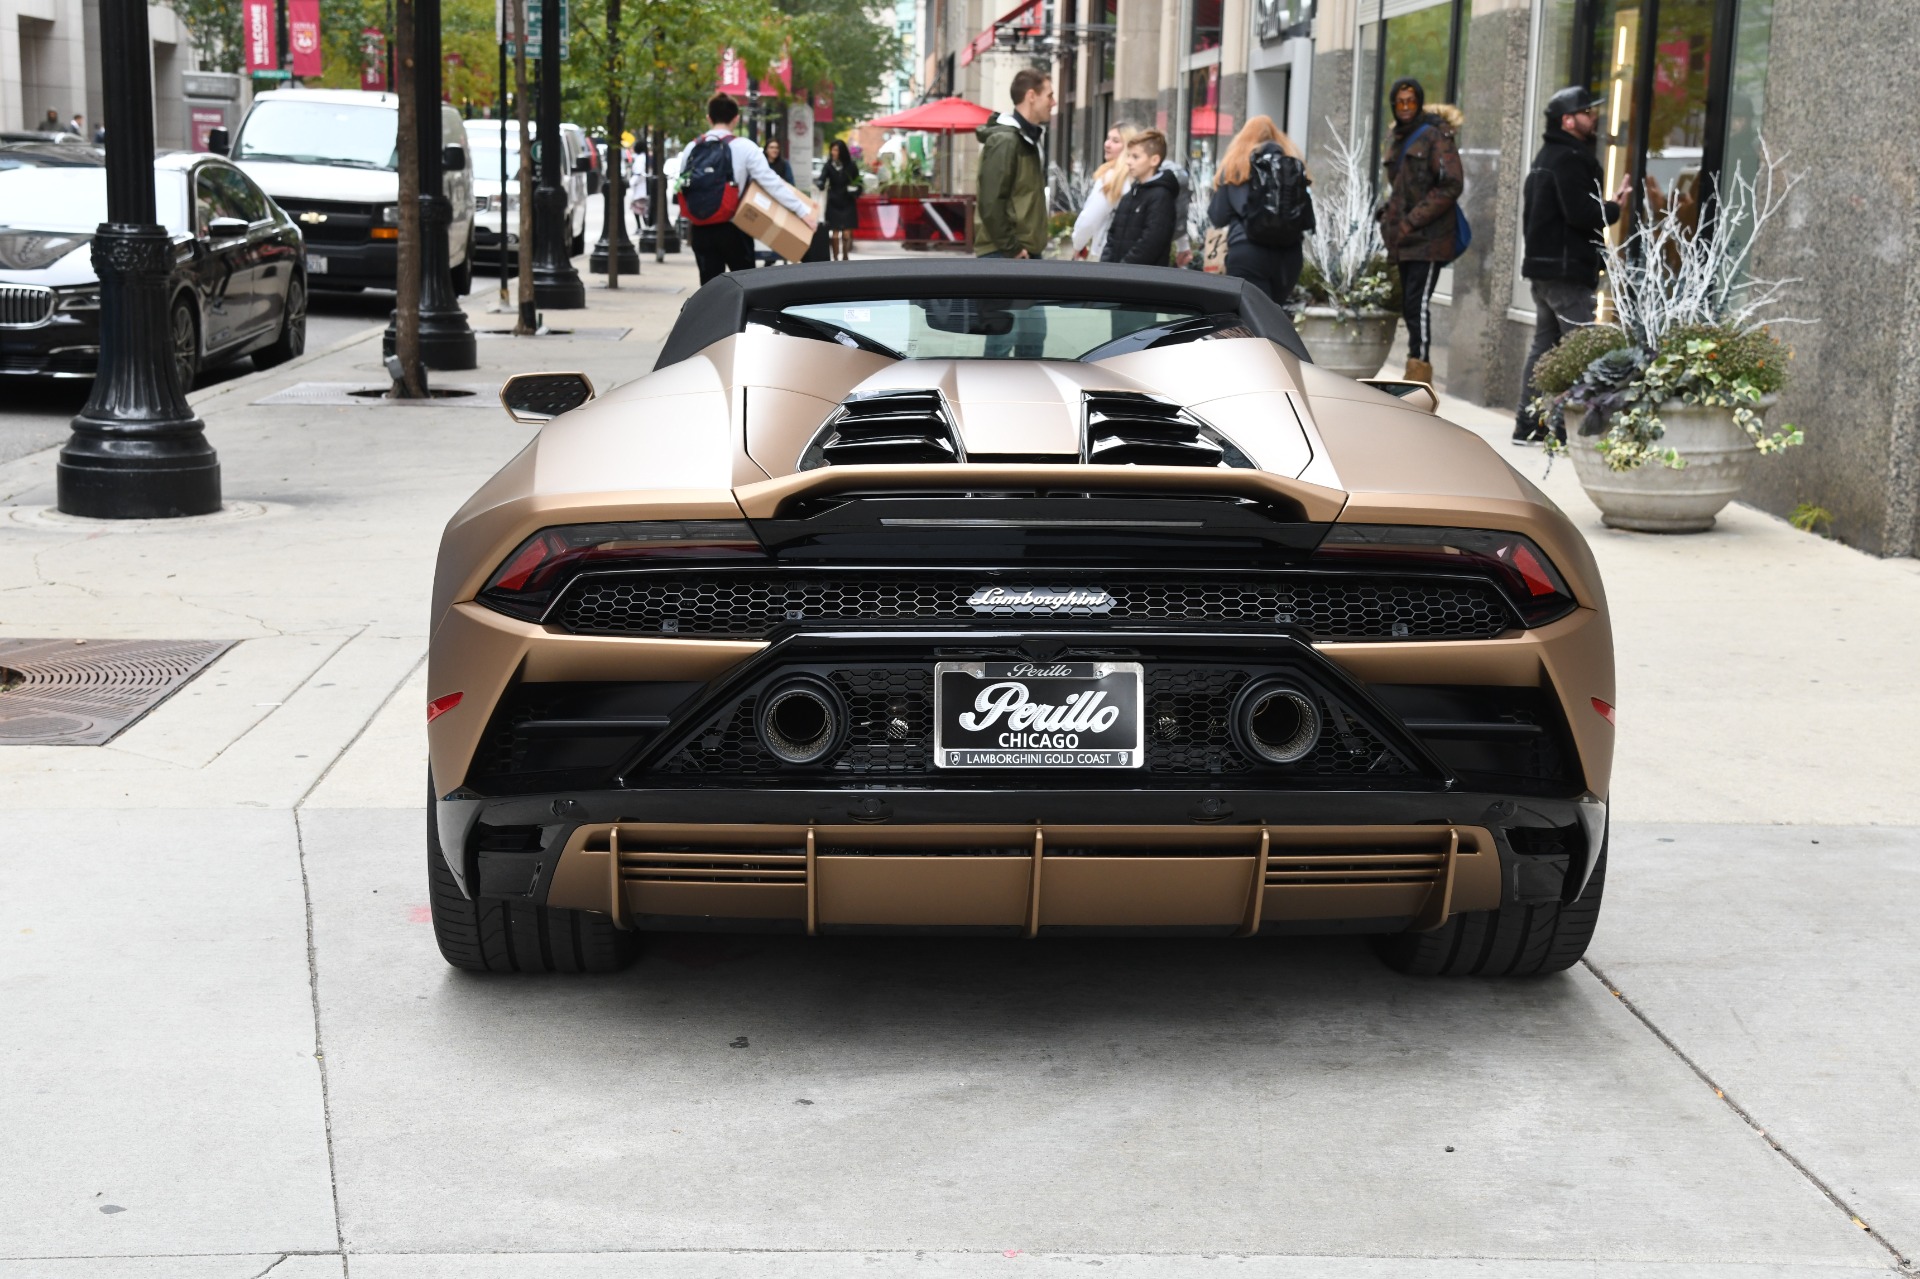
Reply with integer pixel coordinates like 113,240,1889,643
1405,357,1434,384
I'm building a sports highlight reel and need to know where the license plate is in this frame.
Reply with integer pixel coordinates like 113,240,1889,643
307,254,328,274
934,661,1143,768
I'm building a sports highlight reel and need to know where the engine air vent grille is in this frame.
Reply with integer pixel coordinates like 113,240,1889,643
1082,392,1254,469
799,389,964,470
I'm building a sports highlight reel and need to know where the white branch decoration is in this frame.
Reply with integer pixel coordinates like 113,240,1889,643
1601,137,1809,348
1301,122,1388,314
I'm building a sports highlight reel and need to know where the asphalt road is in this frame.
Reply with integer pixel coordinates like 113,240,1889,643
0,290,392,468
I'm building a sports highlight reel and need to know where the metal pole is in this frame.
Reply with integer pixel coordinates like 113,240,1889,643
58,0,219,517
532,0,585,306
386,0,478,366
498,34,510,303
590,0,638,280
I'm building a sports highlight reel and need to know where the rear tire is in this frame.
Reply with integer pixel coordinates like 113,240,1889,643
451,236,473,295
253,274,306,369
1373,840,1606,977
427,797,639,974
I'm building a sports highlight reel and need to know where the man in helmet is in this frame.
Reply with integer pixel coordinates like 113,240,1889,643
1514,86,1636,444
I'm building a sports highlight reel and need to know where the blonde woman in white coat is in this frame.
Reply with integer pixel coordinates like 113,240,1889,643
1072,124,1138,260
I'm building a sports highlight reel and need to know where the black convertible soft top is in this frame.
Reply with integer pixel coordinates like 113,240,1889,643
652,259,1310,369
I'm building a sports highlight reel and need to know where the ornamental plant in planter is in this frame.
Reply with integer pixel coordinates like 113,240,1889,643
1531,145,1809,532
1290,127,1401,379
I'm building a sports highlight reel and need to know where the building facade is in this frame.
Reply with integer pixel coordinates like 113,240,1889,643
2,0,196,146
913,0,1920,554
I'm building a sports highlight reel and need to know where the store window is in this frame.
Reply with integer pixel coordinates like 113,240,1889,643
1510,0,1775,316
1187,64,1233,195
1192,0,1224,53
1355,0,1472,189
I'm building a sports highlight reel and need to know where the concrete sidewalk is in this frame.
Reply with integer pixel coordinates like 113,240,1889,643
2,255,1916,1277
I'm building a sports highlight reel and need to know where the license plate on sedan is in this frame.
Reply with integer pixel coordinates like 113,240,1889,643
934,661,1143,768
307,254,328,274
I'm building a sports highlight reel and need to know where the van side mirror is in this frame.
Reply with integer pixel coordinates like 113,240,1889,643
442,144,467,171
206,127,229,155
500,371,595,423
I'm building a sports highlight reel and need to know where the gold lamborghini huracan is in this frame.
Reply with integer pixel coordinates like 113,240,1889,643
426,261,1612,976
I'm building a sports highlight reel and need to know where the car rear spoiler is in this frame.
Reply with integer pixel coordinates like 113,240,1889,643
733,463,1349,524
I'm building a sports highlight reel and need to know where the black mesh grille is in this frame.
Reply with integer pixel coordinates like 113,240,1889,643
557,573,1514,641
656,665,1408,780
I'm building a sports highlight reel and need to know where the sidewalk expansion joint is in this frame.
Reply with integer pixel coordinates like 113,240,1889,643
1582,957,1913,1271
295,809,349,1267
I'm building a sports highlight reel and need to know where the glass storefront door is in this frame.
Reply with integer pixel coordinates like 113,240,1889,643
1512,0,1776,311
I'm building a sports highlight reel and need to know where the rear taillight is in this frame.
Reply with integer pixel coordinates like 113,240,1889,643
1314,524,1579,628
477,521,764,620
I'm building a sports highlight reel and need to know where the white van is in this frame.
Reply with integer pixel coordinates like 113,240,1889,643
223,89,476,293
465,119,590,264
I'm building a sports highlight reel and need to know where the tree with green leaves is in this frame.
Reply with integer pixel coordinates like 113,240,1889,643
167,0,246,73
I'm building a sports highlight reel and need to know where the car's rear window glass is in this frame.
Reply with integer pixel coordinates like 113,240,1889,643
776,297,1205,360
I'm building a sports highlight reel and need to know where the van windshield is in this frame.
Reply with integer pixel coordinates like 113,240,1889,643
235,101,397,169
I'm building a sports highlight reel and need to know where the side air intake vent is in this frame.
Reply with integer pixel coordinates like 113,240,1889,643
1081,392,1255,469
798,389,964,470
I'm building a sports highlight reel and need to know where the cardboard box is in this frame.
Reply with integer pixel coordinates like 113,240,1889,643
733,181,816,261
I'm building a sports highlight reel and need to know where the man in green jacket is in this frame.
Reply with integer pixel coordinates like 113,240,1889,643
975,68,1053,259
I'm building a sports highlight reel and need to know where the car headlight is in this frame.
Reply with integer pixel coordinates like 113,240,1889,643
477,521,765,620
1313,524,1579,628
54,285,101,313
377,204,401,224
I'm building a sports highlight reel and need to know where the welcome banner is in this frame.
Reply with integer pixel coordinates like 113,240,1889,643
243,0,276,73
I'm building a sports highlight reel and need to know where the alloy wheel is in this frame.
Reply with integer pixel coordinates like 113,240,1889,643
170,302,197,393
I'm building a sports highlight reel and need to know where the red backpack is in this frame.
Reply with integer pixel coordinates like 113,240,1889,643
676,134,742,225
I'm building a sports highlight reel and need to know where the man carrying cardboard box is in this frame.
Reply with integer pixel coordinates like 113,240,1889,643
676,94,817,284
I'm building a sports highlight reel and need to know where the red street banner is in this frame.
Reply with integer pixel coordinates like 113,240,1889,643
360,27,385,90
717,48,749,95
290,0,323,77
243,0,277,72
757,55,791,98
813,84,834,123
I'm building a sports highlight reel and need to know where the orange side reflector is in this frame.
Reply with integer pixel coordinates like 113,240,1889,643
427,691,464,723
370,226,399,240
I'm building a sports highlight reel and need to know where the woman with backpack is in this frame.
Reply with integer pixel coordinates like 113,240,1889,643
1071,123,1137,261
1379,77,1464,383
1205,115,1314,302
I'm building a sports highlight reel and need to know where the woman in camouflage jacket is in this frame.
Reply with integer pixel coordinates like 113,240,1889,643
1378,78,1464,383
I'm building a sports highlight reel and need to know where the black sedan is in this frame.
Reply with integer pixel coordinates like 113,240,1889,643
0,143,307,390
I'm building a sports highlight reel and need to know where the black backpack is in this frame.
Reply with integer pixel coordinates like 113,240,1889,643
675,134,742,225
1242,148,1313,248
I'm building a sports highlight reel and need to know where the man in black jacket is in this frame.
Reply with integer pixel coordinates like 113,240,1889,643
1101,130,1179,266
1514,86,1635,444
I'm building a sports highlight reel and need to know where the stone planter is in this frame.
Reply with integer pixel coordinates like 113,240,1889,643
1292,307,1398,379
1570,396,1774,533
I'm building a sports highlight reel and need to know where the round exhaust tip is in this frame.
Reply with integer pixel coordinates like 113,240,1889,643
1232,681,1321,765
754,677,846,765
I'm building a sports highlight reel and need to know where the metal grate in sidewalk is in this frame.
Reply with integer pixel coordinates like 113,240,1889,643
474,326,632,340
0,639,233,746
251,383,500,408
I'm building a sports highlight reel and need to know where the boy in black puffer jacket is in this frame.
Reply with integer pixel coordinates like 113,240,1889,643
1101,130,1179,266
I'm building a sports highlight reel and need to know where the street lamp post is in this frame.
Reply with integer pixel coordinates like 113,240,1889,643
57,0,220,518
532,0,585,307
385,0,477,368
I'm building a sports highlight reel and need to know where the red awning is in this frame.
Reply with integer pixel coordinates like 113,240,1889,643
961,0,1042,65
865,97,996,132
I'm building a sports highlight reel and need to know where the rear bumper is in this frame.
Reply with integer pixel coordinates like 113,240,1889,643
437,785,1606,936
